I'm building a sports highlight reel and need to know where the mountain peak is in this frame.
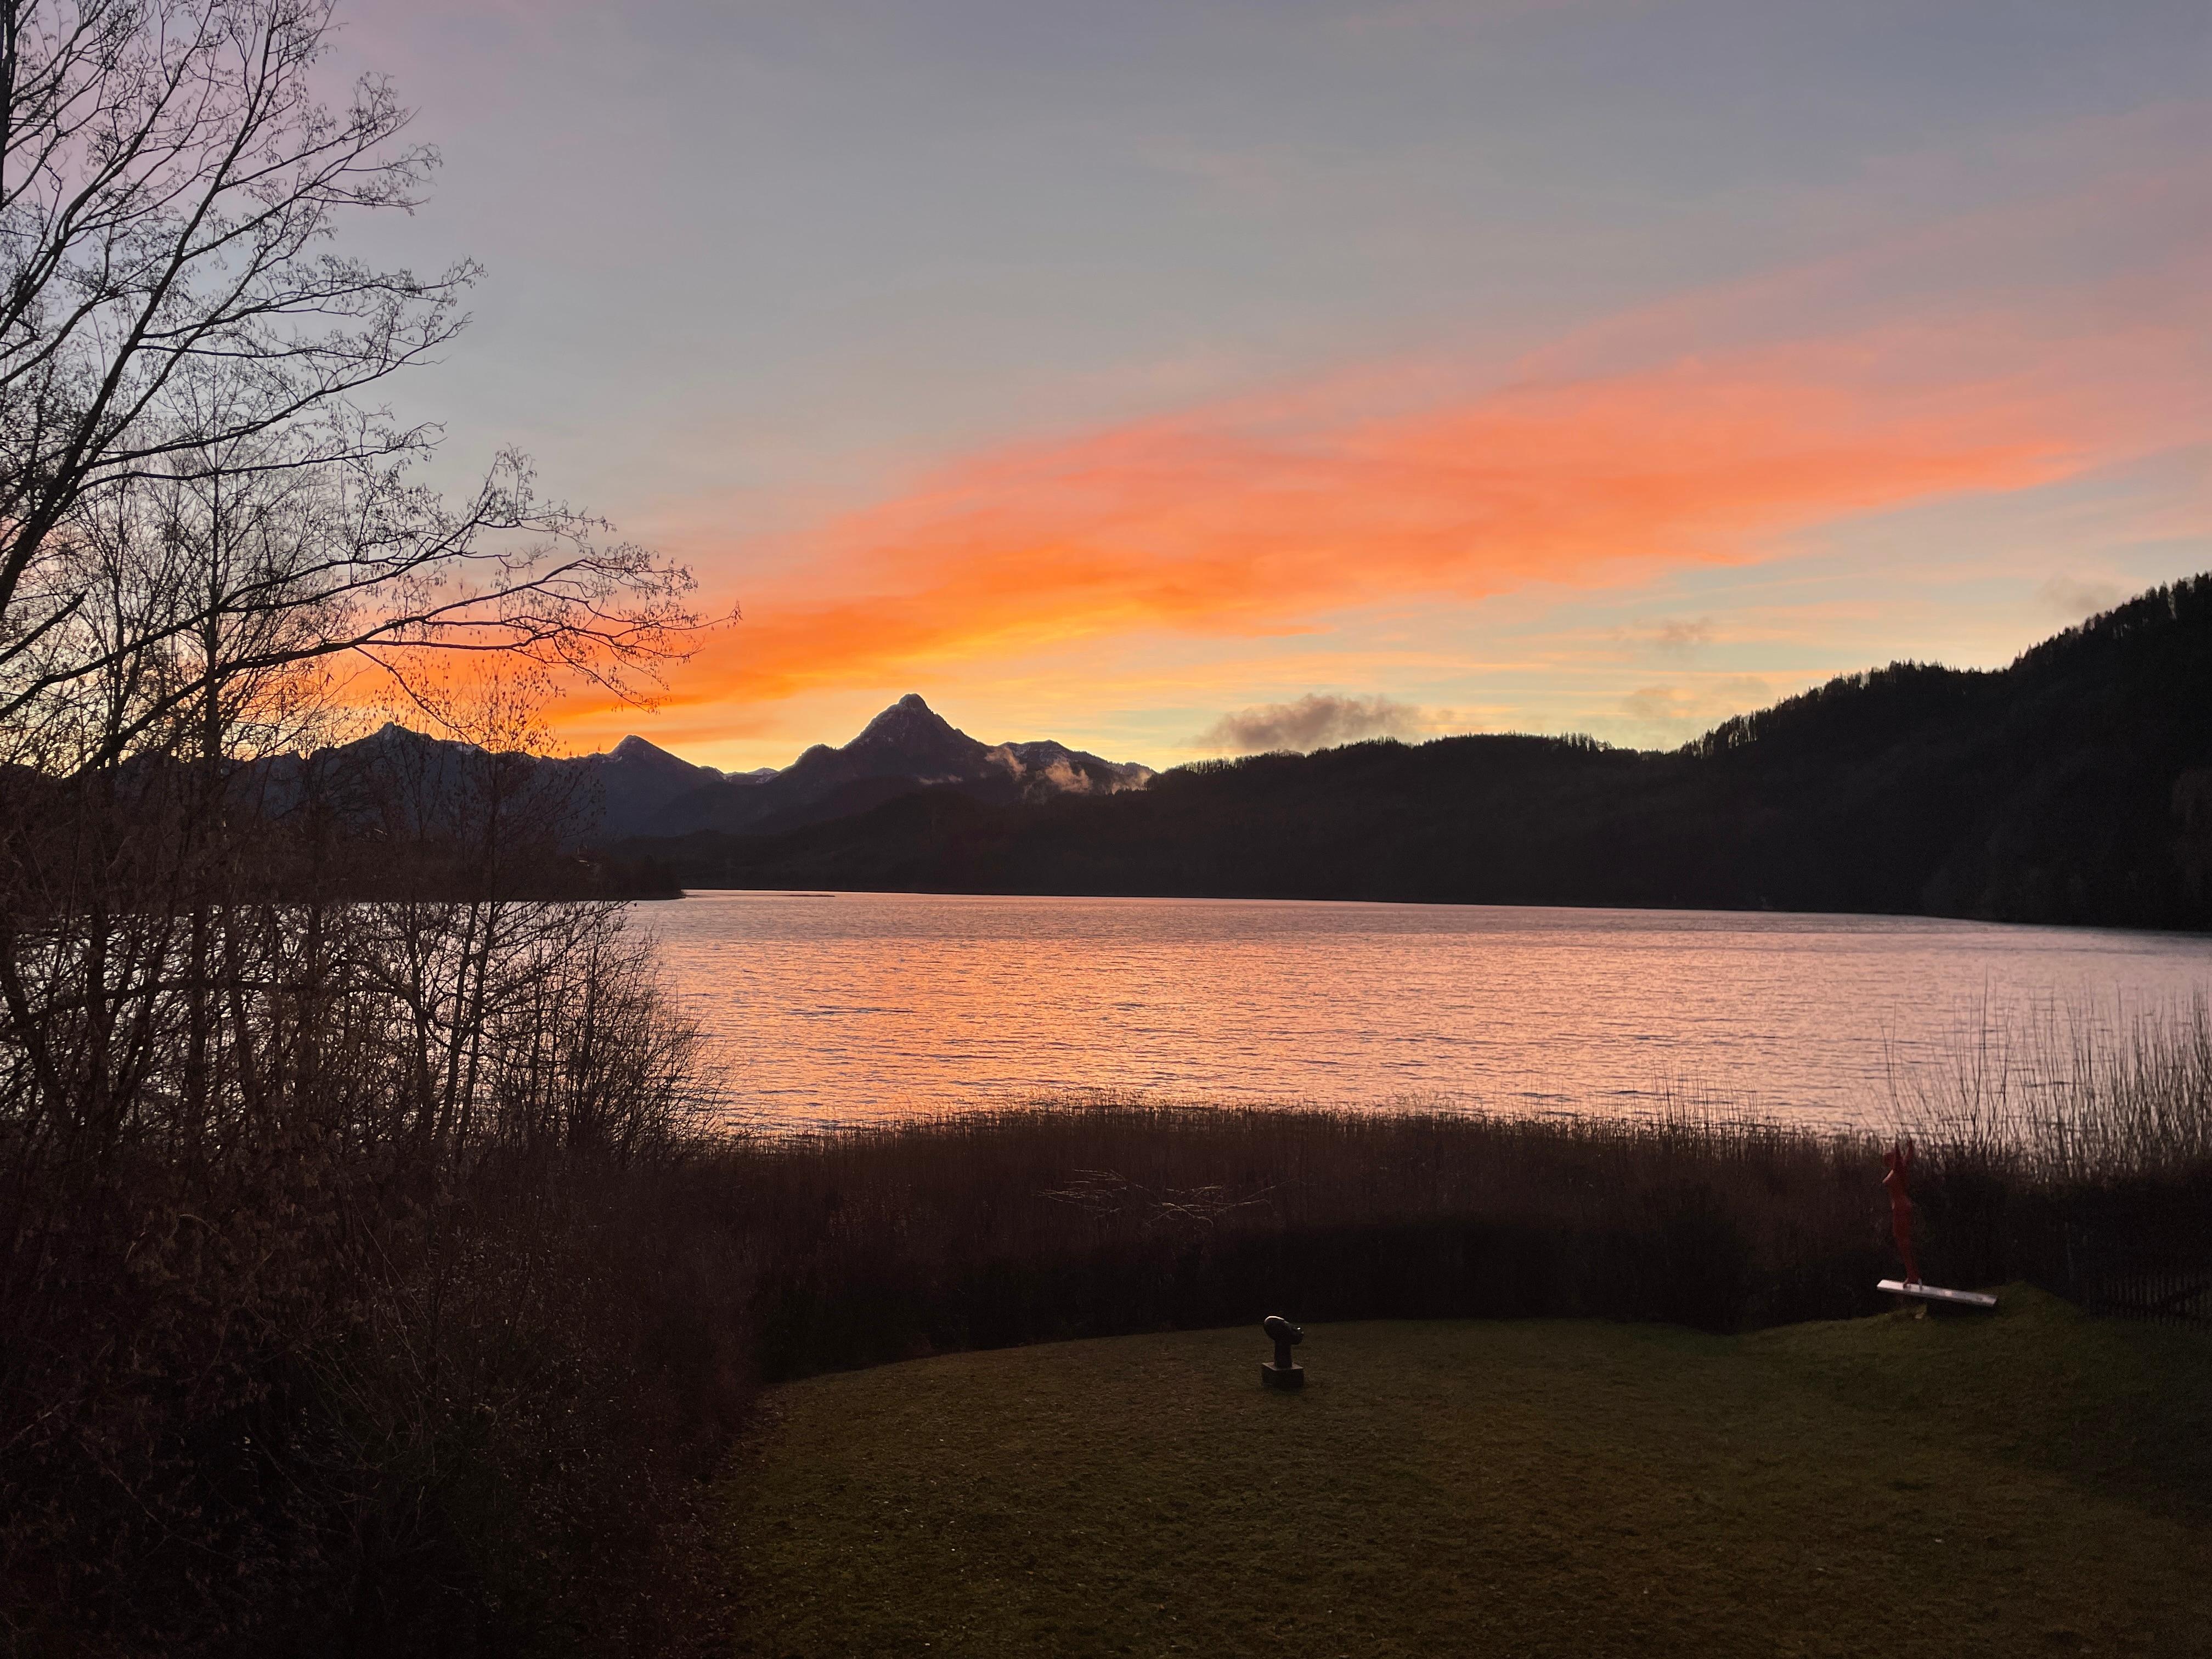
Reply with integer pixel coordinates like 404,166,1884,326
599,733,720,782
868,692,938,724
853,693,963,748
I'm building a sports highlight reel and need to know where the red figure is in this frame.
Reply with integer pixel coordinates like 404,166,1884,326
1882,1139,1919,1286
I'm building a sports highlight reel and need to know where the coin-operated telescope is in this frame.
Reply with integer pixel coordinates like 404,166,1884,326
1260,1314,1304,1390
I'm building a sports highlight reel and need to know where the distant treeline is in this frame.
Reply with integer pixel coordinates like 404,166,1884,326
622,577,2212,929
1,749,685,904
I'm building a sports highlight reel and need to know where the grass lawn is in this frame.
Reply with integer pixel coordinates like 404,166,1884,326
719,1287,2211,1657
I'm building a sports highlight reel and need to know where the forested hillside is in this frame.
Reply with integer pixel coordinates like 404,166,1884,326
623,577,2212,929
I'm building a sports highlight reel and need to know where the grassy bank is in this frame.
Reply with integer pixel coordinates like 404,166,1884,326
723,1289,2212,1657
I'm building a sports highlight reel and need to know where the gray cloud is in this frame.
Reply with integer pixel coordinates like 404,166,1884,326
1650,617,1714,657
1615,616,1714,660
1193,693,1430,755
1618,675,1780,744
1620,684,1688,727
2036,576,2125,624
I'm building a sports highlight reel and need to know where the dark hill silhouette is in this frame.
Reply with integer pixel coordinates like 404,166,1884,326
242,723,743,841
620,576,2212,930
231,694,1152,845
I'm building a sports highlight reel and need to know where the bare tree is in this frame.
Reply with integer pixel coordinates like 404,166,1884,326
0,0,704,772
0,8,739,1646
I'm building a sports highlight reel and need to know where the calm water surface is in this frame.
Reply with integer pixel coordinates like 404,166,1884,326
639,892,2212,1131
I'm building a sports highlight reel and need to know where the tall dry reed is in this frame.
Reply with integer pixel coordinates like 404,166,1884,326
706,1097,1893,1379
1889,996,2212,1183
1882,998,2212,1304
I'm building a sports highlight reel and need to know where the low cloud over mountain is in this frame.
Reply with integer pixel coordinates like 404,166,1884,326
1194,693,1433,755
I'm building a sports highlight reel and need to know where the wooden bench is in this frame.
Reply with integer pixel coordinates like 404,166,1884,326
1878,1279,1997,1310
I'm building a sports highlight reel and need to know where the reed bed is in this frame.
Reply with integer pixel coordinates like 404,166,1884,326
712,1097,1886,1379
1891,994,2212,1183
1883,997,2212,1315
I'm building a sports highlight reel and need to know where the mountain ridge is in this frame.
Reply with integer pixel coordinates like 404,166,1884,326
618,693,1153,839
614,576,2212,932
247,695,1154,843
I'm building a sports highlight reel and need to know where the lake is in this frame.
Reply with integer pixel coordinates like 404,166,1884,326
639,891,2212,1131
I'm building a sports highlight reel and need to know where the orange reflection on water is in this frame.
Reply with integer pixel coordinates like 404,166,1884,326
637,894,2212,1132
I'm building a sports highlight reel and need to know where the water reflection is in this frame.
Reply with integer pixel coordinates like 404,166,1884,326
636,892,2212,1131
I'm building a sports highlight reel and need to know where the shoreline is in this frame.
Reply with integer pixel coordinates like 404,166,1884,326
657,883,2212,938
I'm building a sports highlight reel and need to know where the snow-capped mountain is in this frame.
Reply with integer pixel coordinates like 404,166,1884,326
631,694,1152,837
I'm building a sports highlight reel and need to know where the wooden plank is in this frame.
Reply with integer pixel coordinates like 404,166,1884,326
1878,1279,1998,1308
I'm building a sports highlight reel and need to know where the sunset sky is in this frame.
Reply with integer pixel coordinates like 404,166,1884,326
336,1,2210,771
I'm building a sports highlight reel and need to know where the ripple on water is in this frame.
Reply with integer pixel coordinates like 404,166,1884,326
636,891,2212,1132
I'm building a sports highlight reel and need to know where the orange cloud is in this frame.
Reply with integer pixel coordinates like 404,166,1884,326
628,332,2099,720
541,164,2209,761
